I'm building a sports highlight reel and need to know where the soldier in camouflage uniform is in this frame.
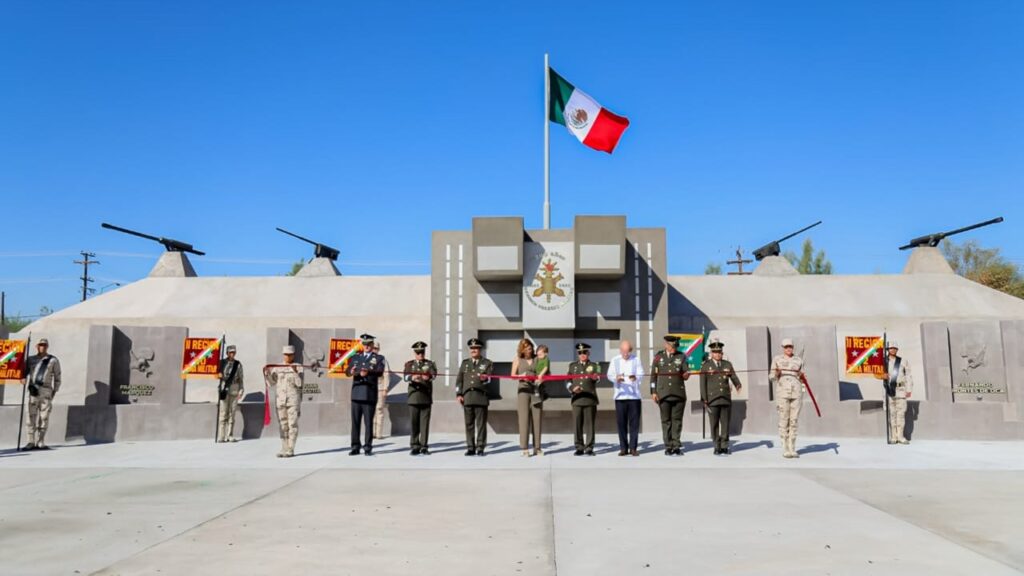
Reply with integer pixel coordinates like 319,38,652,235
567,342,601,456
650,335,689,455
770,338,805,458
404,341,437,455
266,345,303,458
699,337,742,455
882,341,913,445
456,338,492,456
22,338,61,450
217,345,244,443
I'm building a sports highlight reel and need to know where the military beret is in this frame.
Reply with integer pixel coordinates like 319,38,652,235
412,341,428,352
38,338,49,345
467,338,484,349
360,333,376,344
575,342,591,353
282,345,295,354
664,334,680,343
781,338,794,348
226,345,237,353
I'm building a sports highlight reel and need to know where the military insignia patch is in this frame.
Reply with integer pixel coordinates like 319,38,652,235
585,365,594,373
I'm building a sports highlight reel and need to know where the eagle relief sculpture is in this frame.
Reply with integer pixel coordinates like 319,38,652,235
533,259,565,304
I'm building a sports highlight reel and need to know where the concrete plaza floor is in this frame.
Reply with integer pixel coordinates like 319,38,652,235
1,434,1021,576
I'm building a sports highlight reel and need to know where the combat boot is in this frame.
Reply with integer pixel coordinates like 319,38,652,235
277,440,288,458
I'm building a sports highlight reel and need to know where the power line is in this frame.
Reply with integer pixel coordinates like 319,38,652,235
72,251,99,302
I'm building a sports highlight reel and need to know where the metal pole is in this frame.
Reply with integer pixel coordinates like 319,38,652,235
1,291,5,326
543,53,551,230
16,334,31,450
883,332,891,445
214,335,225,443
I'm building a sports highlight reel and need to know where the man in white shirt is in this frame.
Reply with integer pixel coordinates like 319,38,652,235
607,340,645,456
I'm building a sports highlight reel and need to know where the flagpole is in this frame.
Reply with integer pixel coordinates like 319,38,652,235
543,53,551,229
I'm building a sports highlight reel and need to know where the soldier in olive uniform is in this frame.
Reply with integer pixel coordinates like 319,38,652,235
265,345,303,458
567,342,602,456
22,338,61,450
346,333,385,456
650,334,689,455
699,337,742,455
217,345,244,443
882,341,913,445
770,338,805,459
455,338,493,456
404,341,437,455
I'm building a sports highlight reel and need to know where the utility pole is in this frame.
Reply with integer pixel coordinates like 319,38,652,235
1,291,5,325
73,251,99,301
727,247,753,276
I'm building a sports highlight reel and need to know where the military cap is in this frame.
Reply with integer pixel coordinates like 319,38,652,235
467,338,484,349
360,333,376,345
887,340,899,350
411,341,428,352
575,342,591,353
282,345,295,355
226,345,237,353
708,337,724,351
37,338,49,345
664,334,680,343
781,338,794,348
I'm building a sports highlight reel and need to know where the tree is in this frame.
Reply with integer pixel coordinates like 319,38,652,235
941,239,1024,299
784,239,833,274
2,306,53,332
704,262,723,275
285,259,305,276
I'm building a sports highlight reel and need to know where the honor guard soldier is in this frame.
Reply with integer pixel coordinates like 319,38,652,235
770,338,805,458
346,333,385,456
567,342,601,456
404,341,437,455
699,337,742,455
650,334,689,455
217,345,244,443
266,345,303,458
22,338,61,450
456,338,493,456
882,341,913,445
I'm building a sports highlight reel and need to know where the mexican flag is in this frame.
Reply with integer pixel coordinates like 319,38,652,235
549,68,630,153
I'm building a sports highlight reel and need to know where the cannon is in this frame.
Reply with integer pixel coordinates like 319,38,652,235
898,217,1004,250
752,221,823,261
276,228,340,261
101,223,205,256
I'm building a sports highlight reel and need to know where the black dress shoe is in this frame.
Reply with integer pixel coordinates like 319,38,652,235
476,449,485,456
713,448,721,455
722,448,731,455
465,449,476,456
585,449,595,456
675,448,684,456
410,448,420,456
364,448,373,456
420,448,431,456
574,449,584,456
349,448,361,456
664,449,672,456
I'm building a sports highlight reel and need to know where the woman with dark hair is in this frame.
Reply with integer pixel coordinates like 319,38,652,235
512,338,543,456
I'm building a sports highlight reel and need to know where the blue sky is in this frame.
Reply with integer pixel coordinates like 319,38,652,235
1,0,1022,317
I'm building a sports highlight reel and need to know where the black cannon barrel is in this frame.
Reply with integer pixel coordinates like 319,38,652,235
101,222,205,256
752,220,824,261
898,217,1004,250
101,222,161,243
776,220,823,244
276,227,340,261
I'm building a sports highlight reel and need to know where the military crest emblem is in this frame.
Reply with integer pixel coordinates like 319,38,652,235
524,250,574,312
